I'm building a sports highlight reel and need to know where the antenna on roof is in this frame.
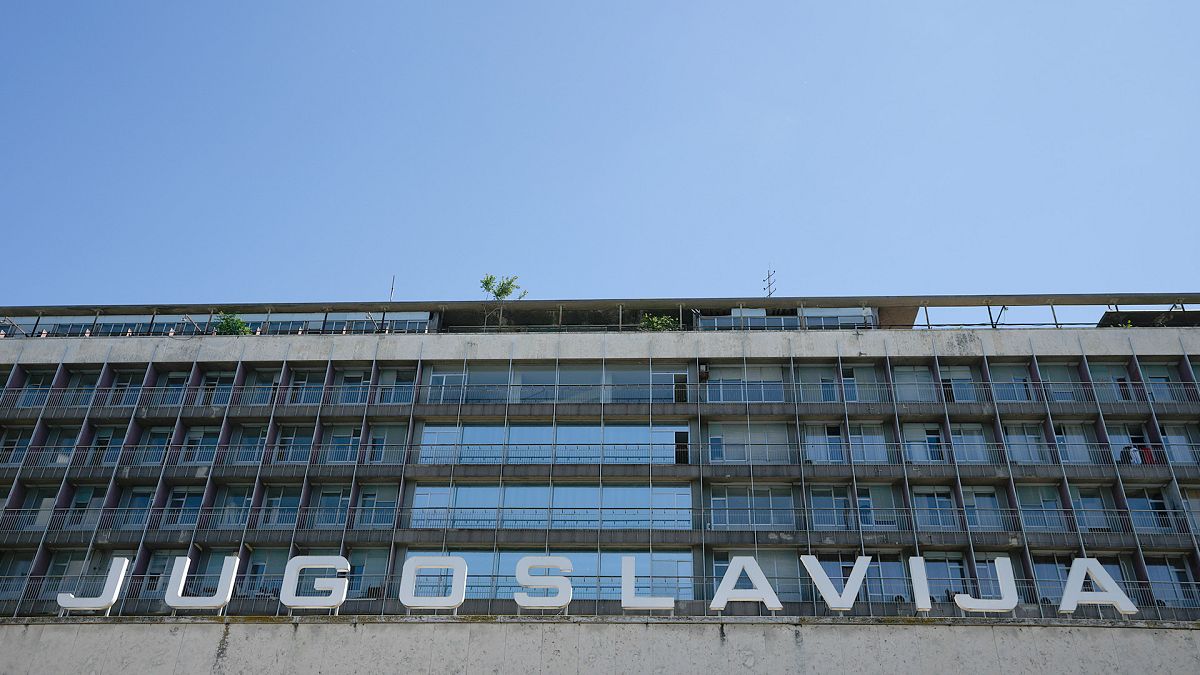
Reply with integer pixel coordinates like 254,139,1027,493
762,268,776,298
388,275,396,303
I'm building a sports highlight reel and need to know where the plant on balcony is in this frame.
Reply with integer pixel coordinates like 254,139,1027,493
480,274,527,329
214,312,251,336
639,314,680,331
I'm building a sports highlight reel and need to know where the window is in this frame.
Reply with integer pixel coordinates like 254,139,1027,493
940,365,976,402
963,488,1003,530
902,424,946,463
912,487,957,530
710,486,794,530
990,364,1032,402
923,554,968,603
951,423,991,463
1017,485,1064,530
1004,423,1048,464
893,366,937,402
1055,423,1098,464
181,427,219,464
848,424,889,463
165,487,203,527
809,486,851,530
1090,363,1134,402
1125,488,1174,533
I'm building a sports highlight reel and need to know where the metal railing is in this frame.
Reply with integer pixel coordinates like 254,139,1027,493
7,505,1188,539
5,440,1197,471
3,379,1199,412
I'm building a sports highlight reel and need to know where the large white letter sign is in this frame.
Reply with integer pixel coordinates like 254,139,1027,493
620,556,675,610
57,557,129,612
399,556,468,610
280,556,350,609
800,555,870,612
514,556,573,609
954,557,1018,612
165,556,240,610
710,556,783,611
1058,558,1138,615
908,557,932,612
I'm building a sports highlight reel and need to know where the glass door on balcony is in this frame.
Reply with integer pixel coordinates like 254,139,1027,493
1161,424,1200,464
903,424,946,463
106,371,142,406
1017,485,1064,530
21,489,55,529
857,485,897,530
366,424,406,464
41,426,80,466
1039,364,1082,402
0,428,32,466
374,369,414,404
85,427,123,466
1069,487,1113,532
1004,423,1048,463
951,423,990,463
332,371,369,405
232,426,265,464
849,424,889,463
427,371,465,404
794,365,838,402
286,371,324,405
215,487,251,528
261,487,300,528
356,486,397,528
181,427,219,464
963,488,1003,530
116,488,153,529
805,425,845,464
65,486,103,529
1141,364,1178,402
1125,488,1173,532
989,364,1032,402
1107,423,1152,465
893,366,936,402
275,426,313,464
912,487,957,530
322,426,361,464
139,428,172,466
940,366,977,402
1090,363,1134,402
1055,423,1097,464
809,486,851,530
197,372,234,406
313,488,350,527
18,371,53,408
165,487,203,527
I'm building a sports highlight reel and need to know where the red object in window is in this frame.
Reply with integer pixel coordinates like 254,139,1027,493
1139,446,1155,464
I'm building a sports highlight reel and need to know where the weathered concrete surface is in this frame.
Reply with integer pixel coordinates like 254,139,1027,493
0,617,1197,675
3,327,1199,366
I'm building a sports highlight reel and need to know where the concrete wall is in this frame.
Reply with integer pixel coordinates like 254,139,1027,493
1,617,1197,675
2,327,1198,366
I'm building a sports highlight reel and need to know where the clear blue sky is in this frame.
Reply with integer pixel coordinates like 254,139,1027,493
2,2,1196,306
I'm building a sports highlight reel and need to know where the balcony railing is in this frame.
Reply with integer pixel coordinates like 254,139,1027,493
3,379,1199,413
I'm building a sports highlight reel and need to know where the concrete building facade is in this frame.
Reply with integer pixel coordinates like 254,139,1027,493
0,293,1198,671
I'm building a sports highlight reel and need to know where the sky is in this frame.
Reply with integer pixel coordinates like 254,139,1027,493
1,2,1197,307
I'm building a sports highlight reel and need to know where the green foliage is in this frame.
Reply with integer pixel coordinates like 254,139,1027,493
639,314,680,331
214,312,251,336
480,274,528,302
